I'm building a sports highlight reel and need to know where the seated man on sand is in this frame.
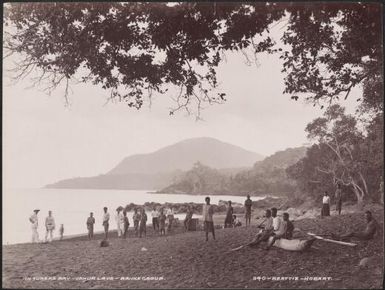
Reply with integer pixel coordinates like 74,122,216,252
340,211,378,241
283,213,294,239
248,209,274,247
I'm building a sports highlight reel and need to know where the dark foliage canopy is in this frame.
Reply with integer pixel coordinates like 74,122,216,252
4,2,382,115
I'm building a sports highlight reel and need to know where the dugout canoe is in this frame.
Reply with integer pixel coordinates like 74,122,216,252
268,236,316,251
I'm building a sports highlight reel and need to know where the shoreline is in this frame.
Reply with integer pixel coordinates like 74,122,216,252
3,214,229,246
6,200,383,246
3,207,383,289
5,202,383,246
153,190,282,197
37,186,281,198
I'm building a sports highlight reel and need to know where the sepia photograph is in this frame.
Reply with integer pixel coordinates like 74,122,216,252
2,1,384,289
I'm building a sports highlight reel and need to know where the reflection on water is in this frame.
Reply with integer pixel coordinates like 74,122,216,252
3,188,266,245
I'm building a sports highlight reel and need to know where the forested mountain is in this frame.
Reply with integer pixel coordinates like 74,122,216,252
161,147,307,195
107,137,263,175
45,137,263,190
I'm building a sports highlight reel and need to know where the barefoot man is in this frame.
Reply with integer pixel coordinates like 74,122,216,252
87,212,95,240
340,211,378,240
203,197,215,242
45,210,56,242
244,194,252,227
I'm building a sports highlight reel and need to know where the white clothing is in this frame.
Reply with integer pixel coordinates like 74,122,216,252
202,204,214,222
30,213,38,229
274,219,286,235
45,229,54,242
103,212,110,223
272,216,281,231
166,208,174,216
322,196,330,204
151,210,160,218
32,228,39,243
115,211,124,237
30,213,39,243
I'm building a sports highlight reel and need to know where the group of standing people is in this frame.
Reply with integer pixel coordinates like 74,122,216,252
102,206,147,239
223,194,253,228
132,207,148,238
149,206,177,236
29,205,181,244
100,206,180,240
29,186,379,247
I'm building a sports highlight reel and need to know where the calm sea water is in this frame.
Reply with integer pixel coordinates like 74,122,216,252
3,188,265,245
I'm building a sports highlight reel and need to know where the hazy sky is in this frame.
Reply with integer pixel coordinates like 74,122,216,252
3,23,360,189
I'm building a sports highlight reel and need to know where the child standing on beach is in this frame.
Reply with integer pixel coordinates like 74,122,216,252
59,224,64,240
139,208,147,238
203,197,215,242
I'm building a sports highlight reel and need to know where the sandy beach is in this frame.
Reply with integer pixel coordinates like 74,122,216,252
2,208,383,289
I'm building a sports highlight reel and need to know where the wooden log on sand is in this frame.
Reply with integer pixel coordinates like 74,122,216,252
307,232,357,247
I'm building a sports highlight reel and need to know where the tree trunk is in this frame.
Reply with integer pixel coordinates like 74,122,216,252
358,172,369,197
356,197,364,211
351,182,365,209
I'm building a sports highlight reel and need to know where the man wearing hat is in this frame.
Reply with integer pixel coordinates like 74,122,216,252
29,209,40,243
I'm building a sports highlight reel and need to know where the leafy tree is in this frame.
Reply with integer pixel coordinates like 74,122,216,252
3,2,382,116
281,3,382,111
286,143,352,203
3,2,283,116
289,104,383,204
359,114,384,202
306,104,368,203
162,162,229,194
